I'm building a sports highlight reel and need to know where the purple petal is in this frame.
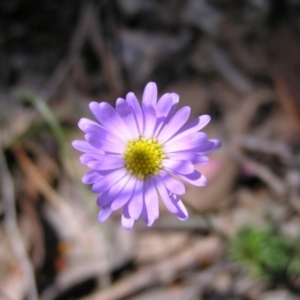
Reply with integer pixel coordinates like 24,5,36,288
116,98,139,139
143,179,159,226
84,133,102,149
141,82,157,139
159,171,185,195
78,118,101,132
90,102,132,141
195,140,222,154
80,154,95,165
81,124,123,146
155,93,173,118
163,159,194,175
126,92,144,135
167,93,180,121
121,214,135,230
194,154,209,165
99,140,125,154
153,176,178,214
142,82,157,107
82,171,102,184
168,115,211,143
85,133,124,154
128,179,144,220
167,151,196,161
167,152,209,165
176,171,207,187
170,195,189,221
196,139,222,154
96,174,131,207
122,203,135,229
72,140,98,153
98,207,113,222
127,182,144,220
89,102,103,123
111,176,136,211
158,106,191,142
142,104,157,138
154,93,179,137
164,132,207,153
87,155,124,170
92,168,127,193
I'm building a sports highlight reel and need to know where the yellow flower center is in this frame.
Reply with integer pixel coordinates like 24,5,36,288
123,137,165,179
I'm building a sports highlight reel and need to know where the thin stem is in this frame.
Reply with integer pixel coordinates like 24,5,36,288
0,148,39,300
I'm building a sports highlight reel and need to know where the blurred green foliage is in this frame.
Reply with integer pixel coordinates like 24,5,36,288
229,226,300,279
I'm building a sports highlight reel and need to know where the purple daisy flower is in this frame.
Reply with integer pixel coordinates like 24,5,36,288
72,82,221,229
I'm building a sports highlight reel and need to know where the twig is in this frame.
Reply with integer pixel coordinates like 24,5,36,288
80,237,223,300
230,148,287,197
226,89,276,136
39,1,94,101
11,144,86,245
87,5,125,97
205,41,254,94
237,135,300,167
0,148,39,300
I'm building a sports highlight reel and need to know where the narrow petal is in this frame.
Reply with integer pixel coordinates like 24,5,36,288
143,179,159,226
142,82,157,107
84,133,102,149
164,152,208,165
80,154,95,165
126,92,144,135
82,171,102,184
167,151,196,161
167,115,211,143
81,124,124,146
176,171,207,186
72,140,98,153
158,106,191,142
142,104,157,138
155,93,173,118
166,93,180,122
159,171,185,195
141,83,158,139
98,208,113,222
171,195,189,221
128,180,144,220
121,214,135,230
78,118,100,132
194,154,209,165
196,139,222,154
85,133,124,154
163,159,194,175
96,174,131,207
111,176,136,211
92,168,127,193
164,132,207,153
193,140,220,154
122,203,135,229
116,98,139,139
153,176,178,214
87,155,124,170
91,102,132,141
154,93,179,137
99,140,125,154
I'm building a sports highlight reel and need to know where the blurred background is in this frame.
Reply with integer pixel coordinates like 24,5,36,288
1,0,300,299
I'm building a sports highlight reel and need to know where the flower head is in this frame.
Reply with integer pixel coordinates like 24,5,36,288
72,82,221,229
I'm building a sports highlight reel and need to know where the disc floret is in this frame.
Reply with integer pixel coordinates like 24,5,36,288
123,137,165,179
